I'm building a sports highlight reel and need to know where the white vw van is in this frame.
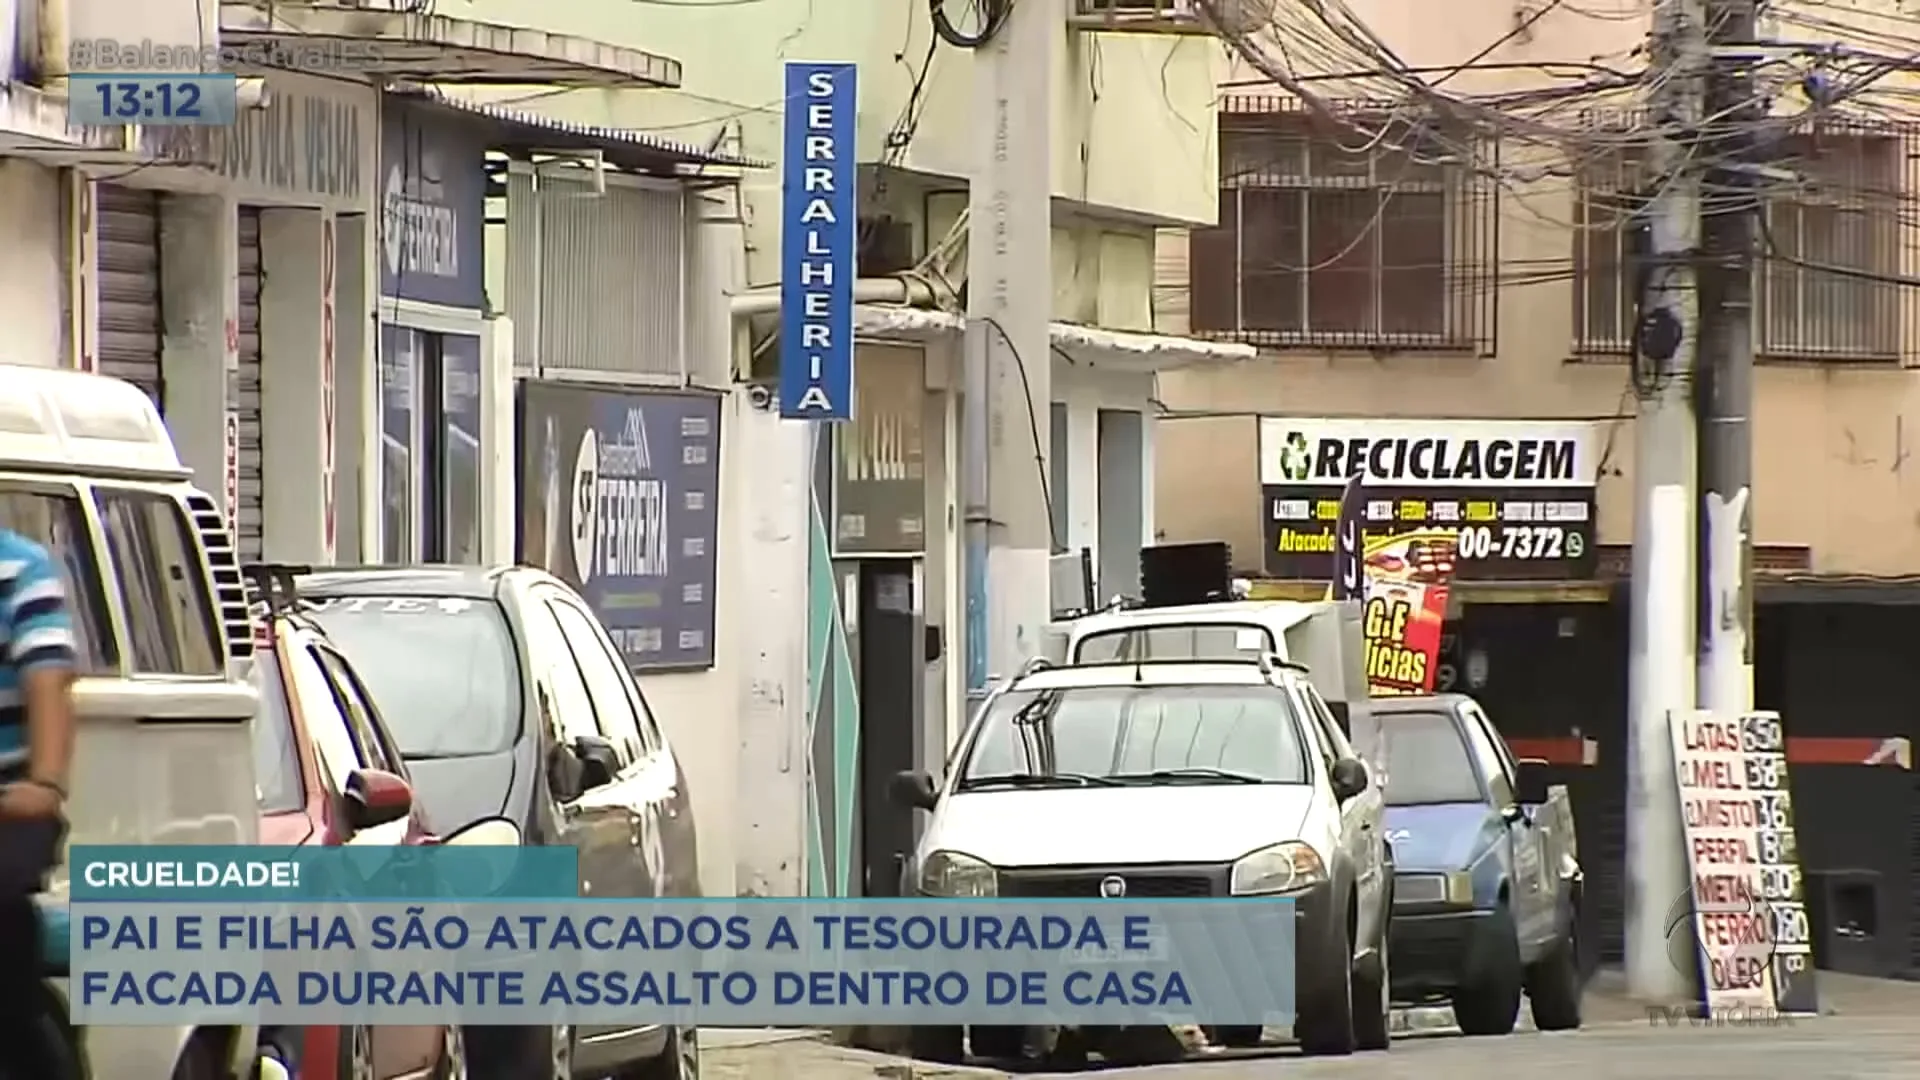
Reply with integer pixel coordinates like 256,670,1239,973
2,365,264,1080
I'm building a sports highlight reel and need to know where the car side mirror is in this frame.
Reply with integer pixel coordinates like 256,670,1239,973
1514,757,1553,806
889,770,939,812
343,768,413,831
571,734,620,792
1330,758,1369,803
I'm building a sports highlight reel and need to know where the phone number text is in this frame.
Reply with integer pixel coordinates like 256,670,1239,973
1455,525,1586,561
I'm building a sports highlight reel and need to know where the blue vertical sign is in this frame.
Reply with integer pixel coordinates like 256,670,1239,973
779,62,857,421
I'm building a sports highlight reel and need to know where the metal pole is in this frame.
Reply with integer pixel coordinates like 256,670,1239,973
1697,0,1757,721
962,0,1053,702
1626,0,1706,1003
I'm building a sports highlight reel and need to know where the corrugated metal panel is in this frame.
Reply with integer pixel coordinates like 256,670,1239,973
505,172,685,379
97,185,163,404
236,207,265,562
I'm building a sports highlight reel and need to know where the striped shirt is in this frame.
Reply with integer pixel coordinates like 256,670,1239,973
0,530,77,767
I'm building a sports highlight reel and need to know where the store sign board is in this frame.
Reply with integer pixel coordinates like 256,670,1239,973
1259,417,1601,581
1668,709,1818,1018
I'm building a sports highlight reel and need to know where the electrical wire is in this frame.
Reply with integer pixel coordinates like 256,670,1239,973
931,0,1012,49
982,316,1061,553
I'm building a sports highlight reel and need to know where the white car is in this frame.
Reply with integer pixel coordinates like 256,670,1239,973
893,655,1394,1059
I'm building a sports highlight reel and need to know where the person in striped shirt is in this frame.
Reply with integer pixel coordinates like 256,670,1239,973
0,528,77,1079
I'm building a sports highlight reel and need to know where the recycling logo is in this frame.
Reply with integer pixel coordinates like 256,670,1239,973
1277,431,1312,482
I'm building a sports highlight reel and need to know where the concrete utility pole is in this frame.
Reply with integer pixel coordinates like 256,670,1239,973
1625,0,1707,1003
1697,0,1758,722
962,0,1054,700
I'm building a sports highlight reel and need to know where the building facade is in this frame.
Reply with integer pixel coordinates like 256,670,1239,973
1155,0,1920,976
450,0,1247,897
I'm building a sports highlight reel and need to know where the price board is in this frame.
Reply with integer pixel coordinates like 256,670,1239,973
1669,709,1819,1017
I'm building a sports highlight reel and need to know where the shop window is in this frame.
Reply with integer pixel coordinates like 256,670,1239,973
381,326,483,563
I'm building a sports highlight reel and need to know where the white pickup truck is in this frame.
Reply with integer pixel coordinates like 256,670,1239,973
892,599,1391,1064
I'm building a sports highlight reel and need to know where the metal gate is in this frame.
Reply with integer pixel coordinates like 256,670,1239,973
97,185,163,404
235,207,265,561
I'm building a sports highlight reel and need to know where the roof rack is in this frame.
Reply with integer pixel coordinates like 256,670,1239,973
241,563,314,616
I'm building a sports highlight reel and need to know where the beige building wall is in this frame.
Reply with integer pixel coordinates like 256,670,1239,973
1156,0,1920,576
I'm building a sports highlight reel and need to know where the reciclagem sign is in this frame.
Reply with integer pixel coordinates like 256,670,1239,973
1259,417,1603,581
778,62,857,421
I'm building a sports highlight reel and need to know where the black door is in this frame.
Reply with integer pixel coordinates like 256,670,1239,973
857,562,923,896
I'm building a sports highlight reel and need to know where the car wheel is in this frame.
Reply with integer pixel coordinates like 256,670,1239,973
1525,921,1585,1032
1453,904,1523,1036
170,1031,226,1080
1295,909,1357,1056
1352,889,1393,1051
340,1026,375,1080
625,1025,700,1080
907,1026,965,1064
436,1025,469,1080
967,1026,1025,1061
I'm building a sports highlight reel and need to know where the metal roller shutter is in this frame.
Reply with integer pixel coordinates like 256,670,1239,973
236,208,265,562
97,185,163,404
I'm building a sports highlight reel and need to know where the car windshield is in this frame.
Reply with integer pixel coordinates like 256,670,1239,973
249,649,305,813
306,596,522,758
1348,709,1484,805
957,683,1310,788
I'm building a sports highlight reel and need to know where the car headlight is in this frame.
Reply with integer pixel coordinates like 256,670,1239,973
1230,841,1328,895
919,851,998,897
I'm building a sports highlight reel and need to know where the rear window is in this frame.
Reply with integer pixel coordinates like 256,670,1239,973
960,684,1311,784
1074,623,1273,663
306,596,522,758
250,651,305,813
1349,708,1484,805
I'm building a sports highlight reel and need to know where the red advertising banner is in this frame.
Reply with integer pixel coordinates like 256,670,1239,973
1360,528,1458,696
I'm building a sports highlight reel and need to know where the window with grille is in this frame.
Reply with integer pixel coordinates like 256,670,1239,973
1572,145,1647,354
1759,131,1902,360
1189,102,1497,352
1573,126,1909,361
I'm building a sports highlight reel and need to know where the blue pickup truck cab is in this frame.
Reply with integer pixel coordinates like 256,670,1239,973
1349,694,1584,1035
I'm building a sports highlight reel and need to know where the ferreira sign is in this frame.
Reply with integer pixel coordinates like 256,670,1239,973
777,62,856,421
517,382,723,671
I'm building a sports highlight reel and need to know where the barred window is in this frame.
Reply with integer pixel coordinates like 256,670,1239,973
1572,126,1908,361
1189,102,1497,352
1572,146,1646,354
1759,131,1902,360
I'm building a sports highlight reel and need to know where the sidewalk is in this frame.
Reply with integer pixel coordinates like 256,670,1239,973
700,1031,1003,1080
696,973,1920,1076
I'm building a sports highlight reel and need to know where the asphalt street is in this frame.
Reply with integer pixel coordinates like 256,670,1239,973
699,974,1920,1080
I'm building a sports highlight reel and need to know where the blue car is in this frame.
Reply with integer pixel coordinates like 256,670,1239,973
1349,694,1585,1036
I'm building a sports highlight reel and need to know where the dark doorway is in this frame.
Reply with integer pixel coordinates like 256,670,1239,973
855,560,924,896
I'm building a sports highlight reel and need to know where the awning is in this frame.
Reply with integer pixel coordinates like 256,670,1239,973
1049,322,1256,372
838,302,1258,373
220,1,681,87
394,85,764,175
